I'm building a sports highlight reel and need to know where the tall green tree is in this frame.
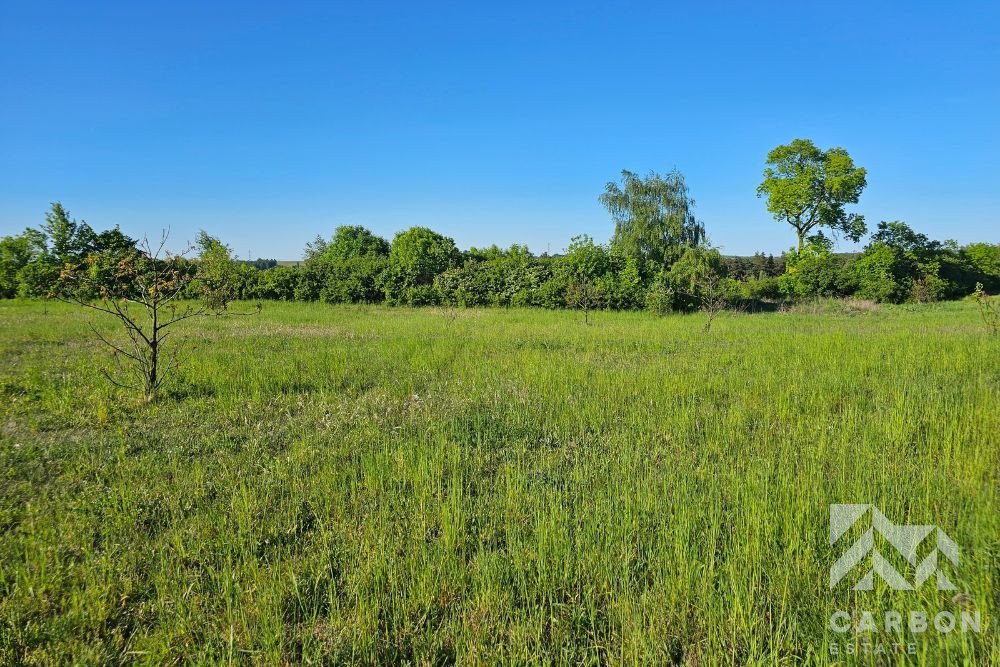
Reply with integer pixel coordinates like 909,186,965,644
756,139,867,249
961,242,1000,292
0,230,46,298
42,202,96,264
325,225,390,260
851,221,948,303
384,227,460,304
387,227,459,285
195,231,244,309
600,169,705,269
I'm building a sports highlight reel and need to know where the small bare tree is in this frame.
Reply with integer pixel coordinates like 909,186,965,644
696,271,732,333
973,283,999,335
53,231,248,401
565,276,601,325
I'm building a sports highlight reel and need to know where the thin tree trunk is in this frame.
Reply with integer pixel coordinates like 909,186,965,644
148,305,159,400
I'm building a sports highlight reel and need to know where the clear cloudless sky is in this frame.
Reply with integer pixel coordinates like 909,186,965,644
1,1,998,259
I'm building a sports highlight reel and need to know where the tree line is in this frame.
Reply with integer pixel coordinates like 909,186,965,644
2,140,998,314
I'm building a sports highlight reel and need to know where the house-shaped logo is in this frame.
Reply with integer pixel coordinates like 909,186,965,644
829,504,958,591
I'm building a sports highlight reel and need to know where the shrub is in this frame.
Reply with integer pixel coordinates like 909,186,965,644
599,256,645,310
780,235,842,299
16,261,60,298
741,274,782,301
851,243,903,303
253,266,299,301
321,256,388,304
973,283,999,334
643,273,671,315
962,243,1000,292
384,227,460,304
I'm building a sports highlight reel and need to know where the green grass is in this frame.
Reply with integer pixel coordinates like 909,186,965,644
0,300,996,665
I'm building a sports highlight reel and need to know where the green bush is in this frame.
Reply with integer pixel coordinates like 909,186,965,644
962,242,1000,292
321,256,388,304
252,266,299,301
740,274,782,301
850,243,903,303
644,273,674,315
779,236,842,299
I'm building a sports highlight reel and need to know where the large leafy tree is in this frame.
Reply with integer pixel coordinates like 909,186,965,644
0,230,47,297
383,226,460,304
195,231,245,308
870,220,941,261
295,225,391,303
387,226,459,286
756,139,867,249
600,169,705,269
851,221,949,303
325,225,390,260
42,202,97,264
962,242,1000,292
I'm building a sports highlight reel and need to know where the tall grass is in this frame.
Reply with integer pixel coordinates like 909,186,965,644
0,300,996,664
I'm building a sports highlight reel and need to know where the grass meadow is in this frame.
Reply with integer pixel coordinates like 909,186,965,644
0,299,996,665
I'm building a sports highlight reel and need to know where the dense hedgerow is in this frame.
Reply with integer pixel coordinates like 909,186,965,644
2,201,998,312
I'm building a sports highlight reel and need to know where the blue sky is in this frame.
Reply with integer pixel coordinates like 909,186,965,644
1,1,998,259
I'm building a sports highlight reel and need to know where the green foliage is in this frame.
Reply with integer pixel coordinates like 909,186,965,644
757,139,867,248
41,202,98,265
435,245,549,307
598,255,645,310
850,242,903,303
3,202,997,315
601,169,705,268
252,266,299,301
962,242,1000,292
320,255,388,304
560,235,610,282
643,247,728,314
15,260,60,298
559,235,611,320
1,206,139,299
721,252,783,280
870,220,940,258
661,246,722,312
293,226,390,303
384,227,460,304
81,227,141,298
195,231,243,309
738,273,782,302
294,256,328,302
908,262,947,303
326,225,390,261
93,226,138,256
779,234,843,299
0,230,46,298
644,272,674,315
851,221,954,303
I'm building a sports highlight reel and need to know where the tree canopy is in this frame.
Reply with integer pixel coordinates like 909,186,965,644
325,225,390,260
600,169,705,269
756,139,867,249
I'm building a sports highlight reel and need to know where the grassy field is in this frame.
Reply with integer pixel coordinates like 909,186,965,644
0,299,996,665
